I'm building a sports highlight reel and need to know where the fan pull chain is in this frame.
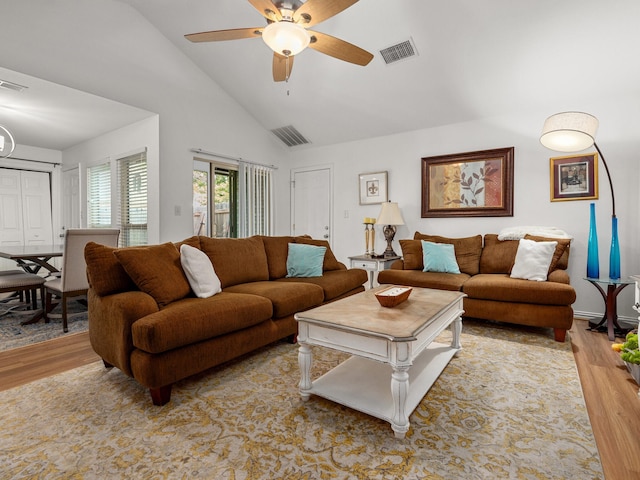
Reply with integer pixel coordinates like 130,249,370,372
285,55,290,95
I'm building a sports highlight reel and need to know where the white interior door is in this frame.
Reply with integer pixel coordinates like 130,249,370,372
0,168,24,246
291,166,332,244
62,167,81,237
20,170,53,245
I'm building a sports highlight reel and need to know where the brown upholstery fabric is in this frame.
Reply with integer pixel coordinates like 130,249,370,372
524,234,571,271
84,242,137,296
199,236,269,288
378,269,469,291
259,235,296,279
277,268,368,300
463,298,574,331
175,236,201,250
413,232,483,275
399,240,424,270
463,273,576,306
479,234,520,274
293,237,343,271
114,242,191,307
224,281,324,318
131,292,273,353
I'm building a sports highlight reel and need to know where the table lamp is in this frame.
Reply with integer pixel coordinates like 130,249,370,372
376,201,405,257
540,111,620,279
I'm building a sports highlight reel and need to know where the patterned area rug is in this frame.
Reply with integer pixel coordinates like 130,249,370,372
0,300,88,352
0,319,603,479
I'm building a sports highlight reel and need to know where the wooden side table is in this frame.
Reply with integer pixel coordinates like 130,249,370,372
585,277,634,341
349,255,401,289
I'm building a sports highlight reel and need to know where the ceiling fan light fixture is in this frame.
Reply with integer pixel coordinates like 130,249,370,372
262,21,310,56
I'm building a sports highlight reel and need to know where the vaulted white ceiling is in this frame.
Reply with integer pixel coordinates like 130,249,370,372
2,0,639,151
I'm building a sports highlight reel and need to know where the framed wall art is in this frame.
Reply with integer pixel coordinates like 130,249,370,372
549,153,598,202
421,147,514,217
359,171,388,205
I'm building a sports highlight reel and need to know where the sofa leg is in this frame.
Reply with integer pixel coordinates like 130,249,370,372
102,360,114,369
287,334,297,344
554,328,567,343
150,385,172,406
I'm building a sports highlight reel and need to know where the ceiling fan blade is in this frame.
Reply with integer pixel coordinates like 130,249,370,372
185,27,263,43
308,31,373,66
273,53,294,82
293,0,359,27
248,0,282,22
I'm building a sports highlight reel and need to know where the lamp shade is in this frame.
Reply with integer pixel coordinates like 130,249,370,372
262,21,310,56
377,202,405,226
0,124,15,159
540,111,599,152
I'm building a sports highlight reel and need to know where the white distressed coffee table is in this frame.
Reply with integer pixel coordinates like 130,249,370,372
295,286,465,438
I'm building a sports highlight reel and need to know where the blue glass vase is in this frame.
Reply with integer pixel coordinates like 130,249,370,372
586,203,599,278
609,216,621,279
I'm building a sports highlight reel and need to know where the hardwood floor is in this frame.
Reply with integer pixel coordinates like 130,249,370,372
1,320,638,478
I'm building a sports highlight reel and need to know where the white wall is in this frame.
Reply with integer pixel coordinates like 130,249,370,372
284,106,640,321
0,0,291,243
63,116,160,242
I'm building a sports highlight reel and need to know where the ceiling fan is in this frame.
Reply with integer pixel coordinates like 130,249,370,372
185,0,374,82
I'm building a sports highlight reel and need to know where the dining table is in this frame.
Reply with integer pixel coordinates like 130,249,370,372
0,244,64,274
0,244,63,325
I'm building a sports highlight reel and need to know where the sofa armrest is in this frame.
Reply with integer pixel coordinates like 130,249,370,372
88,288,159,377
547,269,571,285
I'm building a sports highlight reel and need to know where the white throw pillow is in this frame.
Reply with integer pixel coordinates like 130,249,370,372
179,244,222,298
510,239,558,282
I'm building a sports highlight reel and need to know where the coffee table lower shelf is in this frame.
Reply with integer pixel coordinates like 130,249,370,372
305,341,457,436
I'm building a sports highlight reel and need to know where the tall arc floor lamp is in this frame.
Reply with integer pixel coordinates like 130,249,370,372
540,111,620,279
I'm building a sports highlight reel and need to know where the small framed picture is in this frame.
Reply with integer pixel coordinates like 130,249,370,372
359,171,388,205
550,153,598,201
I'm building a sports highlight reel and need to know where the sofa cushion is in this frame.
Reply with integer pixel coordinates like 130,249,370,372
224,281,324,318
180,244,222,298
399,240,424,270
131,292,273,353
294,237,342,271
421,241,461,274
377,269,469,291
114,242,191,307
510,239,557,281
84,242,137,296
286,243,326,278
277,268,368,301
413,233,483,275
199,236,269,288
479,234,520,274
463,273,576,306
175,235,201,251
260,235,296,279
524,234,571,271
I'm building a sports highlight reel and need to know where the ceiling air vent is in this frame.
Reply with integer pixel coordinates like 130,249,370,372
0,79,28,92
270,125,310,147
379,38,418,65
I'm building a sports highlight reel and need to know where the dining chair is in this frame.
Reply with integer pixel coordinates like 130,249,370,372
0,270,46,317
44,228,120,332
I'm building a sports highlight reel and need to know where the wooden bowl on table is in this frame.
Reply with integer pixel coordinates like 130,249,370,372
375,286,412,308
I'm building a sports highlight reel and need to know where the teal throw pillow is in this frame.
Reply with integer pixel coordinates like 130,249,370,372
286,243,326,278
421,240,461,274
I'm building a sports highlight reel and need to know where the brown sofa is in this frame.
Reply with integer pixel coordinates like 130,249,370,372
378,232,576,342
84,235,367,406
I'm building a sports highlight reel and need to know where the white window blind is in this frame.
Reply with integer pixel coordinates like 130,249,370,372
238,162,273,237
117,150,147,246
87,162,111,228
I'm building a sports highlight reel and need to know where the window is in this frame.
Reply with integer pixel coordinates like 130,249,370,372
86,149,147,246
117,150,147,246
192,161,238,238
87,162,111,228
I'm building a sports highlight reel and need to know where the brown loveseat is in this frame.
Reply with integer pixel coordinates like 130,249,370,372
84,235,367,406
378,232,576,342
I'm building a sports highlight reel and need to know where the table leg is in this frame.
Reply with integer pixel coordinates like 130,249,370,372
587,281,630,341
298,342,313,401
390,366,410,439
451,316,462,355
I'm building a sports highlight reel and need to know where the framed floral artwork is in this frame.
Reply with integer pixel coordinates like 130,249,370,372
421,147,514,217
550,153,598,201
359,171,388,205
